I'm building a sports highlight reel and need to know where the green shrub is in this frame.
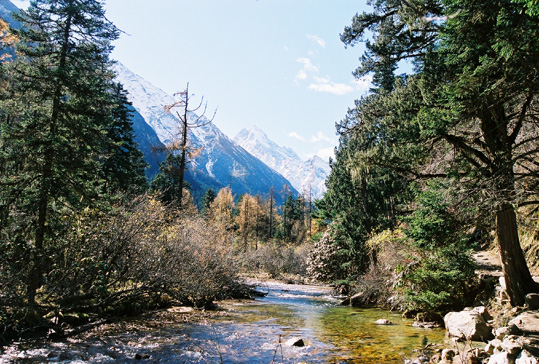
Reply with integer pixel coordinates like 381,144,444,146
395,245,476,312
396,181,477,312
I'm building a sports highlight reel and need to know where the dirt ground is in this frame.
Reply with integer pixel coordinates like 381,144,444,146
473,250,503,277
473,248,539,280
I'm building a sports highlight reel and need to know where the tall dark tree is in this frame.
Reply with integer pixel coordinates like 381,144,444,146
341,0,539,305
319,132,408,278
101,82,148,194
201,188,216,215
0,0,122,304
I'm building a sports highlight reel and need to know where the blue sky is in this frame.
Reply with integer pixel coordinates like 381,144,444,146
12,0,371,161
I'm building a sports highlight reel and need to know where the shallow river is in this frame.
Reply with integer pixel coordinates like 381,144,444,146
1,281,448,363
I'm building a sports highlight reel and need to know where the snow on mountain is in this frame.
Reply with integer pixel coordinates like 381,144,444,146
113,63,296,204
234,127,330,200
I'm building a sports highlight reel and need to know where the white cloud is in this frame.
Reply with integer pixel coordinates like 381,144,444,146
295,69,308,81
296,58,319,72
287,131,306,142
354,75,373,93
307,34,326,48
294,58,372,95
309,76,355,96
295,58,319,83
310,131,333,144
316,147,336,161
308,75,373,96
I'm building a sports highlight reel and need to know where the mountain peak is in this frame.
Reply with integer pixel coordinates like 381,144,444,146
114,65,296,204
234,126,329,199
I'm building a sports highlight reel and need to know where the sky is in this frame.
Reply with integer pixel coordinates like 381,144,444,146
11,0,372,162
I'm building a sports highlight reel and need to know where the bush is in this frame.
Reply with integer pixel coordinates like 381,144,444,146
0,195,242,339
306,224,350,282
237,242,308,278
394,245,477,312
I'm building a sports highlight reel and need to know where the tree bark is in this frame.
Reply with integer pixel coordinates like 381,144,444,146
496,203,539,306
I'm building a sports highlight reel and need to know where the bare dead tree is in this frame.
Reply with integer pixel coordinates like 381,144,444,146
155,83,216,209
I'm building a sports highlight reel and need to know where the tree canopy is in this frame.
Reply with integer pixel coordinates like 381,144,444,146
332,0,539,305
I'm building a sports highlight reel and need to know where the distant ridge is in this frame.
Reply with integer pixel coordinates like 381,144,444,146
234,126,330,200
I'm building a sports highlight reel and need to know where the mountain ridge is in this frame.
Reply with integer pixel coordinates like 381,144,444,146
113,63,297,204
234,126,330,200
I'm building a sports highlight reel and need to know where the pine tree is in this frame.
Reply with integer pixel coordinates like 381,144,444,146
341,0,539,305
0,0,122,304
201,188,216,215
101,82,148,195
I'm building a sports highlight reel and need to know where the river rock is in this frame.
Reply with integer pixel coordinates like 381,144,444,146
285,337,305,347
413,321,441,329
516,350,539,364
521,336,539,356
444,310,493,341
374,319,393,325
526,295,539,310
340,290,379,307
509,312,539,335
417,311,444,324
473,306,493,321
485,339,503,355
496,325,523,340
487,352,515,364
441,348,455,361
502,335,524,355
135,353,151,360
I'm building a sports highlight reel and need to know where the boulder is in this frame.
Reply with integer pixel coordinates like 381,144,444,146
496,325,523,340
516,350,539,364
473,306,494,321
445,310,493,341
509,312,539,336
502,335,524,355
339,290,379,307
487,352,515,364
374,319,393,325
526,295,539,310
521,336,539,357
413,321,441,329
416,311,444,325
485,339,503,355
441,349,456,361
285,337,305,347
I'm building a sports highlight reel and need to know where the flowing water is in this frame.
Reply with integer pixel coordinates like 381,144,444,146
1,281,448,363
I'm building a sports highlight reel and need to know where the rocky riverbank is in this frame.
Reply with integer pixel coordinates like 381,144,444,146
406,292,539,364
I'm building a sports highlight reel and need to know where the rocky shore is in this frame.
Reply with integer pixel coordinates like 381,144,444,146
407,292,539,364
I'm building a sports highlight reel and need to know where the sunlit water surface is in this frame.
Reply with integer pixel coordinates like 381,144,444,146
1,281,448,363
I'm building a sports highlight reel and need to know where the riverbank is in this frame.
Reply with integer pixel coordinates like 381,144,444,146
0,279,448,363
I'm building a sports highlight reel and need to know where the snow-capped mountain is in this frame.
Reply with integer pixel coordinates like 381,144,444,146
2,0,301,204
114,63,296,203
234,127,330,200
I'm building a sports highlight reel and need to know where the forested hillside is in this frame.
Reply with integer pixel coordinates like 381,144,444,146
309,0,539,312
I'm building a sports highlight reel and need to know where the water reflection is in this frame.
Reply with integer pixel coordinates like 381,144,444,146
1,281,448,363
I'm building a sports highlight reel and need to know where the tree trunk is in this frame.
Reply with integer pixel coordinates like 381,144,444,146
496,203,539,306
